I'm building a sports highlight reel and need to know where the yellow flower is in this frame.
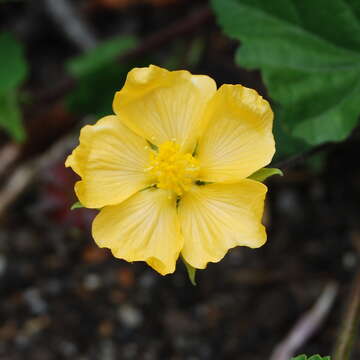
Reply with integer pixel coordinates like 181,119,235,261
65,65,275,275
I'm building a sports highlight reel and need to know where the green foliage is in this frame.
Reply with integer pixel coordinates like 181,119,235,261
0,32,27,141
291,355,330,360
187,37,206,67
67,63,130,118
182,256,196,286
163,37,205,70
305,152,327,173
211,0,360,153
66,36,137,117
67,36,136,78
248,167,283,182
0,33,27,91
272,106,310,158
0,90,25,142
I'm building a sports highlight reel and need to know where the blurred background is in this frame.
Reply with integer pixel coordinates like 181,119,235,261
1,0,360,359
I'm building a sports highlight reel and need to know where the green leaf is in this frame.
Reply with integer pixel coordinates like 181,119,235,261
0,32,27,141
0,90,25,142
187,37,205,67
211,0,360,147
67,35,137,78
0,32,27,92
66,63,131,117
66,36,138,117
182,257,196,286
306,152,327,173
248,167,283,182
272,106,310,159
71,201,84,210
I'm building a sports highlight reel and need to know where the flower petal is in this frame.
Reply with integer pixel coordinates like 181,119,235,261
92,188,183,275
113,65,217,152
65,115,153,208
178,180,267,269
197,85,275,182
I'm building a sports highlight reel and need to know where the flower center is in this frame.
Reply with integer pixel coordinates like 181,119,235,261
146,141,199,195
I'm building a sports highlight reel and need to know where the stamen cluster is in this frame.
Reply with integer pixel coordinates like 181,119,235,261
146,141,199,195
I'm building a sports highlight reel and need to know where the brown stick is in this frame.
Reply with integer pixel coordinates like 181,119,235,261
0,135,76,218
35,6,213,104
0,143,20,178
333,270,360,360
270,282,338,360
122,6,212,61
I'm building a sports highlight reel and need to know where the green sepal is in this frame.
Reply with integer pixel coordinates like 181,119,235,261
71,201,84,210
291,355,331,360
181,256,197,286
248,167,283,182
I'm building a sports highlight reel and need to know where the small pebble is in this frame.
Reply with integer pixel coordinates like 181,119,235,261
139,271,156,288
117,304,143,328
83,273,101,290
59,340,78,357
24,288,47,315
343,252,357,269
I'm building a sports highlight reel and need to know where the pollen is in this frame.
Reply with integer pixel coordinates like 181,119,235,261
145,141,199,195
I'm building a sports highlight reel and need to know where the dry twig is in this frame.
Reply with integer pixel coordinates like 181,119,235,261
0,135,76,218
0,143,20,178
274,143,332,171
333,270,360,360
43,0,97,51
35,5,212,104
270,282,338,360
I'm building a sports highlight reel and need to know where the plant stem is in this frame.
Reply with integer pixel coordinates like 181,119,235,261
333,270,360,360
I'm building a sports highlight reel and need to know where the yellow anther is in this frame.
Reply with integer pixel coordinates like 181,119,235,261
145,141,199,195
